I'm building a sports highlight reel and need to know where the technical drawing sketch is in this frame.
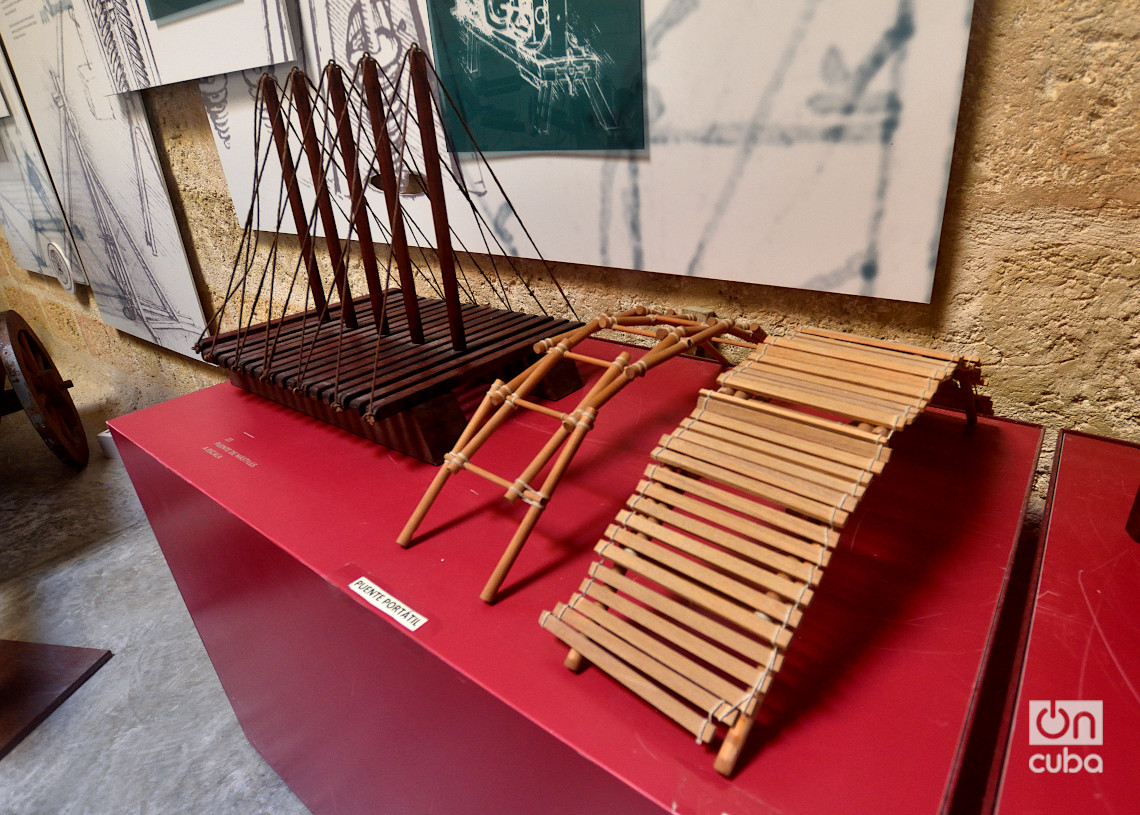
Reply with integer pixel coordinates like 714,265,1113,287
205,0,439,237
425,0,645,152
0,46,87,291
84,0,297,93
439,0,974,303
0,0,206,355
144,0,241,25
204,0,969,304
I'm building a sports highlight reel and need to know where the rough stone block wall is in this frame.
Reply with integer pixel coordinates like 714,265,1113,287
2,0,1137,513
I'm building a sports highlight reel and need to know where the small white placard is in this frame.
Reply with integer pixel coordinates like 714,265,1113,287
349,577,428,632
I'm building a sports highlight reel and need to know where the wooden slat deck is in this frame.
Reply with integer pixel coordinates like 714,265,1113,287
540,328,980,776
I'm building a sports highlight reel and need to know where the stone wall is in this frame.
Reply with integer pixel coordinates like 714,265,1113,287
2,0,1137,502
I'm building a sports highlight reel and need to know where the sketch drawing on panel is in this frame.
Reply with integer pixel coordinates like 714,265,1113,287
204,0,439,234
83,0,296,93
438,0,961,302
0,53,88,292
0,0,205,353
601,0,916,296
453,0,616,135
85,0,160,92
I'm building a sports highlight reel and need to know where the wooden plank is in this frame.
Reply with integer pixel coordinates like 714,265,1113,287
727,365,924,416
769,335,954,379
698,389,891,452
686,406,886,475
794,325,974,363
742,350,936,403
650,447,851,527
634,482,829,573
567,597,748,713
644,464,837,547
657,435,859,511
587,564,785,661
539,612,715,742
595,545,794,648
577,582,764,687
601,527,805,627
718,371,909,430
615,508,814,602
552,604,737,724
746,342,938,397
669,425,868,496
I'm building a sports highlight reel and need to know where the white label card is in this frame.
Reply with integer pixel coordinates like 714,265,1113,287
349,577,428,632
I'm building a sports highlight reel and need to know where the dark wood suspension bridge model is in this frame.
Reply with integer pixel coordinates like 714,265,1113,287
197,46,581,462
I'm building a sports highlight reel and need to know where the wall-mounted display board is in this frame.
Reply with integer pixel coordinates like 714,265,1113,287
206,0,974,304
0,48,87,292
204,0,434,226
0,0,206,355
85,0,298,93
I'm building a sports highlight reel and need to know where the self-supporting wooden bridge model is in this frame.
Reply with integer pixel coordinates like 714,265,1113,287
400,309,981,775
538,326,981,775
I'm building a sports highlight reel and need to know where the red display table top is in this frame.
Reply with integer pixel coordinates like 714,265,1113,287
110,341,1043,815
993,430,1140,813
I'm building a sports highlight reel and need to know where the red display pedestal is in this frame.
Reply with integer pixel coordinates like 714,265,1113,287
992,430,1140,814
109,343,1043,815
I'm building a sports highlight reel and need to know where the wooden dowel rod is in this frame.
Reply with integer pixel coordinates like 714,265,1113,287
361,55,423,343
667,426,866,497
566,599,746,713
539,612,716,742
714,712,758,777
397,464,453,547
325,63,386,329
632,485,826,580
410,46,464,352
259,76,328,318
651,446,850,527
289,70,356,329
598,544,792,648
587,563,781,664
564,351,616,368
643,465,836,548
576,583,760,685
483,402,601,600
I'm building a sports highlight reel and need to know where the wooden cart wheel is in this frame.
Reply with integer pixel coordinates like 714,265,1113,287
0,310,88,467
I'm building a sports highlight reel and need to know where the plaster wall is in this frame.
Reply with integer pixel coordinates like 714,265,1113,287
2,0,1137,502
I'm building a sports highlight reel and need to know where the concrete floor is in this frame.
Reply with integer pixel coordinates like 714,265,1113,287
0,411,310,814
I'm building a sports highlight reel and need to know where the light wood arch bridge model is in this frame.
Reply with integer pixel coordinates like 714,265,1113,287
397,306,764,602
538,326,981,776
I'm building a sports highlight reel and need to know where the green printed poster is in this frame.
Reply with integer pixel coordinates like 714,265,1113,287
426,0,645,153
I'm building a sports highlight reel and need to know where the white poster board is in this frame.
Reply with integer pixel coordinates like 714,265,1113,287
0,49,87,291
85,0,298,93
0,0,206,354
206,0,974,304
